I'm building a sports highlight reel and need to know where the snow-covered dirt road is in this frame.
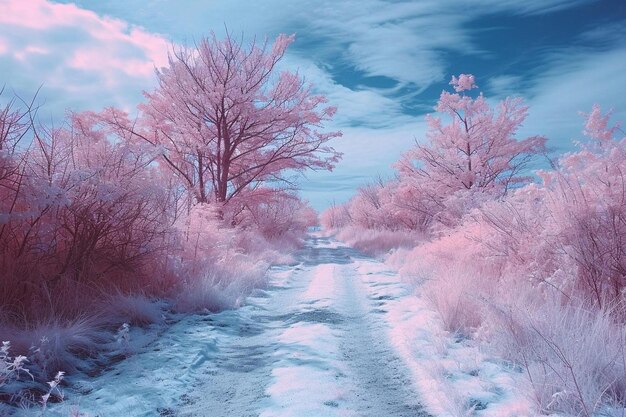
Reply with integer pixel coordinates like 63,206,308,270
40,235,431,417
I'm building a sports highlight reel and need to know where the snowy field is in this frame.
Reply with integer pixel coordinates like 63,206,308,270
28,234,534,417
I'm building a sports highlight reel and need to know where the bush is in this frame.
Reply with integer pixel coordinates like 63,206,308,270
335,226,422,257
487,296,626,416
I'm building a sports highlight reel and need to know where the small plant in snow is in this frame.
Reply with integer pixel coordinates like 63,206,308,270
29,336,50,377
0,341,33,386
40,371,65,415
116,323,130,352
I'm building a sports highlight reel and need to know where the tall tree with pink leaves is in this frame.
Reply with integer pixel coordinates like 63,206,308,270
395,74,547,229
107,32,341,211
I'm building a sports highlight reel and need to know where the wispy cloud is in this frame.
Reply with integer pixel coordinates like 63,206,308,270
280,53,413,129
486,74,525,98
468,0,594,15
515,24,626,151
299,121,429,209
60,0,597,95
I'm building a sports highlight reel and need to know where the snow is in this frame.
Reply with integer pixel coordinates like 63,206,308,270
355,257,537,417
26,234,535,417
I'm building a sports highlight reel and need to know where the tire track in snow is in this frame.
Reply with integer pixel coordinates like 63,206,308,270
333,260,428,417
255,236,429,417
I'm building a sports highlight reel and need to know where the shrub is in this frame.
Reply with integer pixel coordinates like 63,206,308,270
487,296,626,416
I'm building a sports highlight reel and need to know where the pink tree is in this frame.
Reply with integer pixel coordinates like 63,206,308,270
0,106,174,320
107,32,341,207
395,74,547,228
239,189,317,240
539,105,626,306
345,180,409,231
320,202,351,230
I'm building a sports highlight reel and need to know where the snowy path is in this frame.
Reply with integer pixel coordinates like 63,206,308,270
42,235,430,417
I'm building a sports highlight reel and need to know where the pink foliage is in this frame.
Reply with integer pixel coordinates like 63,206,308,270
0,30,333,383
0,108,173,321
582,104,619,143
393,105,626,414
319,203,351,230
323,74,547,238
395,75,546,230
322,179,432,236
0,31,339,409
449,74,477,92
541,106,626,306
473,106,626,307
344,181,397,230
1,32,333,325
108,31,341,206
237,189,317,241
336,226,422,257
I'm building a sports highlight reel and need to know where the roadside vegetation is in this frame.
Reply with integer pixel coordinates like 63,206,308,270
322,75,626,416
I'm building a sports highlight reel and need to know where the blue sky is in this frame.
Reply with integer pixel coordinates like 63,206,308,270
1,0,625,210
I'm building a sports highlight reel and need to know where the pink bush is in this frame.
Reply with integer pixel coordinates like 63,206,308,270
540,108,626,307
477,105,626,308
320,202,351,230
1,32,333,326
336,226,422,257
0,110,174,321
0,33,341,408
486,295,626,417
233,189,317,242
0,129,310,400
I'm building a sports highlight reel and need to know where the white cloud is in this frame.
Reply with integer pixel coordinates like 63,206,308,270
281,53,413,129
0,0,169,67
300,121,429,209
0,37,9,55
0,0,170,117
14,45,49,61
486,74,525,98
15,0,598,121
518,44,626,152
466,0,594,15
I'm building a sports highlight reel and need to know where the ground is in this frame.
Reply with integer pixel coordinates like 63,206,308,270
31,234,533,417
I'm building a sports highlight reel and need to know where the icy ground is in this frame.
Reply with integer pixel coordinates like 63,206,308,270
33,235,533,417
